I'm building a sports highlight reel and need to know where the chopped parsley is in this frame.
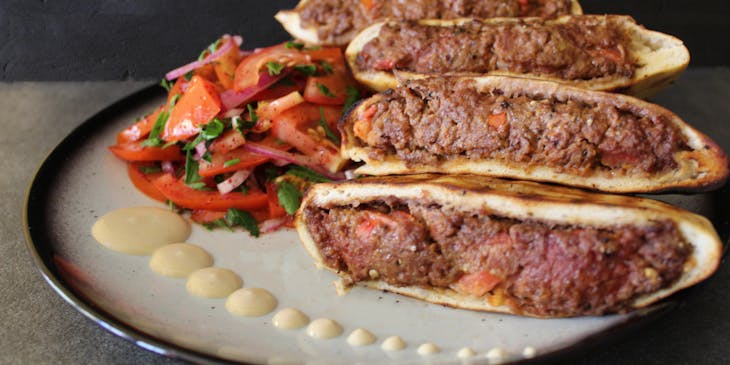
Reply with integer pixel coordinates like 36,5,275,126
316,83,335,98
199,38,223,61
294,64,317,76
138,165,162,174
343,86,360,112
200,118,225,140
160,78,173,92
266,61,285,76
184,70,194,81
184,149,206,190
223,158,240,167
276,180,302,215
285,41,305,50
318,107,340,145
319,60,334,75
286,165,329,183
225,208,259,237
141,109,169,147
203,218,232,231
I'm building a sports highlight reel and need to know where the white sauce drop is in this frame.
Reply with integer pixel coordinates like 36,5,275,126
272,308,309,330
92,207,191,255
149,243,213,278
522,346,537,358
381,336,406,351
306,318,343,339
486,347,508,362
186,267,242,298
457,347,476,358
225,288,277,317
346,328,376,346
417,342,440,355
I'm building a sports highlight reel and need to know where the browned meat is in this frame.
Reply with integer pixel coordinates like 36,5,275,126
303,199,691,317
356,16,634,81
357,78,688,176
299,0,575,44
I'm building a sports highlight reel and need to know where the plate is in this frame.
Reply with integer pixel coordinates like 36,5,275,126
23,84,728,364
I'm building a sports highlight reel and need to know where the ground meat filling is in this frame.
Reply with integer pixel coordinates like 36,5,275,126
357,78,688,176
303,200,691,316
356,16,634,81
299,0,575,44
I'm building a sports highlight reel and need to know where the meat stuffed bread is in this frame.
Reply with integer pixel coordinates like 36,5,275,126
275,0,582,47
340,76,728,193
295,174,722,317
345,15,689,97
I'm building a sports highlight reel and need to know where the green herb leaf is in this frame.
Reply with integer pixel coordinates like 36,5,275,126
161,140,178,149
138,165,162,174
199,38,223,61
160,78,173,92
319,61,334,75
184,149,205,190
294,64,317,76
223,158,241,168
203,218,232,231
285,41,305,50
247,104,259,123
266,61,285,76
225,208,260,237
276,180,303,215
141,109,169,147
318,107,341,145
286,165,329,183
343,86,360,112
166,199,179,212
316,83,335,98
201,118,225,140
184,70,194,81
264,165,280,181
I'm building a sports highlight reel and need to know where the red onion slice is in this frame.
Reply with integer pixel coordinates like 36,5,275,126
192,141,207,161
165,35,239,81
161,161,175,175
242,142,344,180
220,70,289,110
259,216,291,233
217,169,251,195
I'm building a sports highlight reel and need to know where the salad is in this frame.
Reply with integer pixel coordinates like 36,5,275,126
109,35,362,236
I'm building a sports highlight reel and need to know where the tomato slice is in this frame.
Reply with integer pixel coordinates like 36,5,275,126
266,182,287,219
116,105,164,144
270,103,345,172
251,77,306,102
257,91,305,121
162,75,222,142
303,61,350,105
199,137,292,177
151,174,268,211
126,163,167,202
453,271,502,297
109,141,184,162
212,37,241,90
190,209,226,223
208,129,246,155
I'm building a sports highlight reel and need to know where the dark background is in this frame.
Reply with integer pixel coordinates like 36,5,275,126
1,0,729,81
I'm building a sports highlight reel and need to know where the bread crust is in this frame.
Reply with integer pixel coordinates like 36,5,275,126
275,0,583,47
294,174,723,317
344,15,689,98
340,76,729,193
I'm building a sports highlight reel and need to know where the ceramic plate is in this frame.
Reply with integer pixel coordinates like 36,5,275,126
24,85,728,364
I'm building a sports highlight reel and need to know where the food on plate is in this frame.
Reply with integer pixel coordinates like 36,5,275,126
295,174,722,317
340,76,728,193
109,35,363,234
275,0,582,47
346,15,689,97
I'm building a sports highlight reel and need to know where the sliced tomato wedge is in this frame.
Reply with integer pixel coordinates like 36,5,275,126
116,105,164,144
251,77,306,102
109,141,184,162
126,163,167,202
265,182,287,219
303,61,350,105
151,174,268,211
190,209,270,224
199,137,292,177
208,129,246,154
212,37,241,90
162,75,222,142
453,271,502,297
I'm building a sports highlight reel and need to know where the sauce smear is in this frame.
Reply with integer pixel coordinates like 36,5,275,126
92,207,190,255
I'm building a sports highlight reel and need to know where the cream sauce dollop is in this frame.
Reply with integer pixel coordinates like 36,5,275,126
346,328,376,346
417,342,440,355
272,308,310,330
91,207,191,255
149,243,212,277
225,288,278,317
186,267,242,298
306,318,343,339
381,336,406,351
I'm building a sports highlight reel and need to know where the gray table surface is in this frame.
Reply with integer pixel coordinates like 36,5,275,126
3,69,730,364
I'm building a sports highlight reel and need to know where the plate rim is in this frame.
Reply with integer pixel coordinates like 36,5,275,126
20,83,701,365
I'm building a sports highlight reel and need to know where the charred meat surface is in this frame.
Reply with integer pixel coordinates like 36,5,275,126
357,16,634,81
303,199,691,317
300,0,575,44
354,78,688,176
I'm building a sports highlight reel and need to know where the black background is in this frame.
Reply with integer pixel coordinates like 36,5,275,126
1,0,729,81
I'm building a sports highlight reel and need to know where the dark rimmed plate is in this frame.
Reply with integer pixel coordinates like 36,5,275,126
23,83,729,364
